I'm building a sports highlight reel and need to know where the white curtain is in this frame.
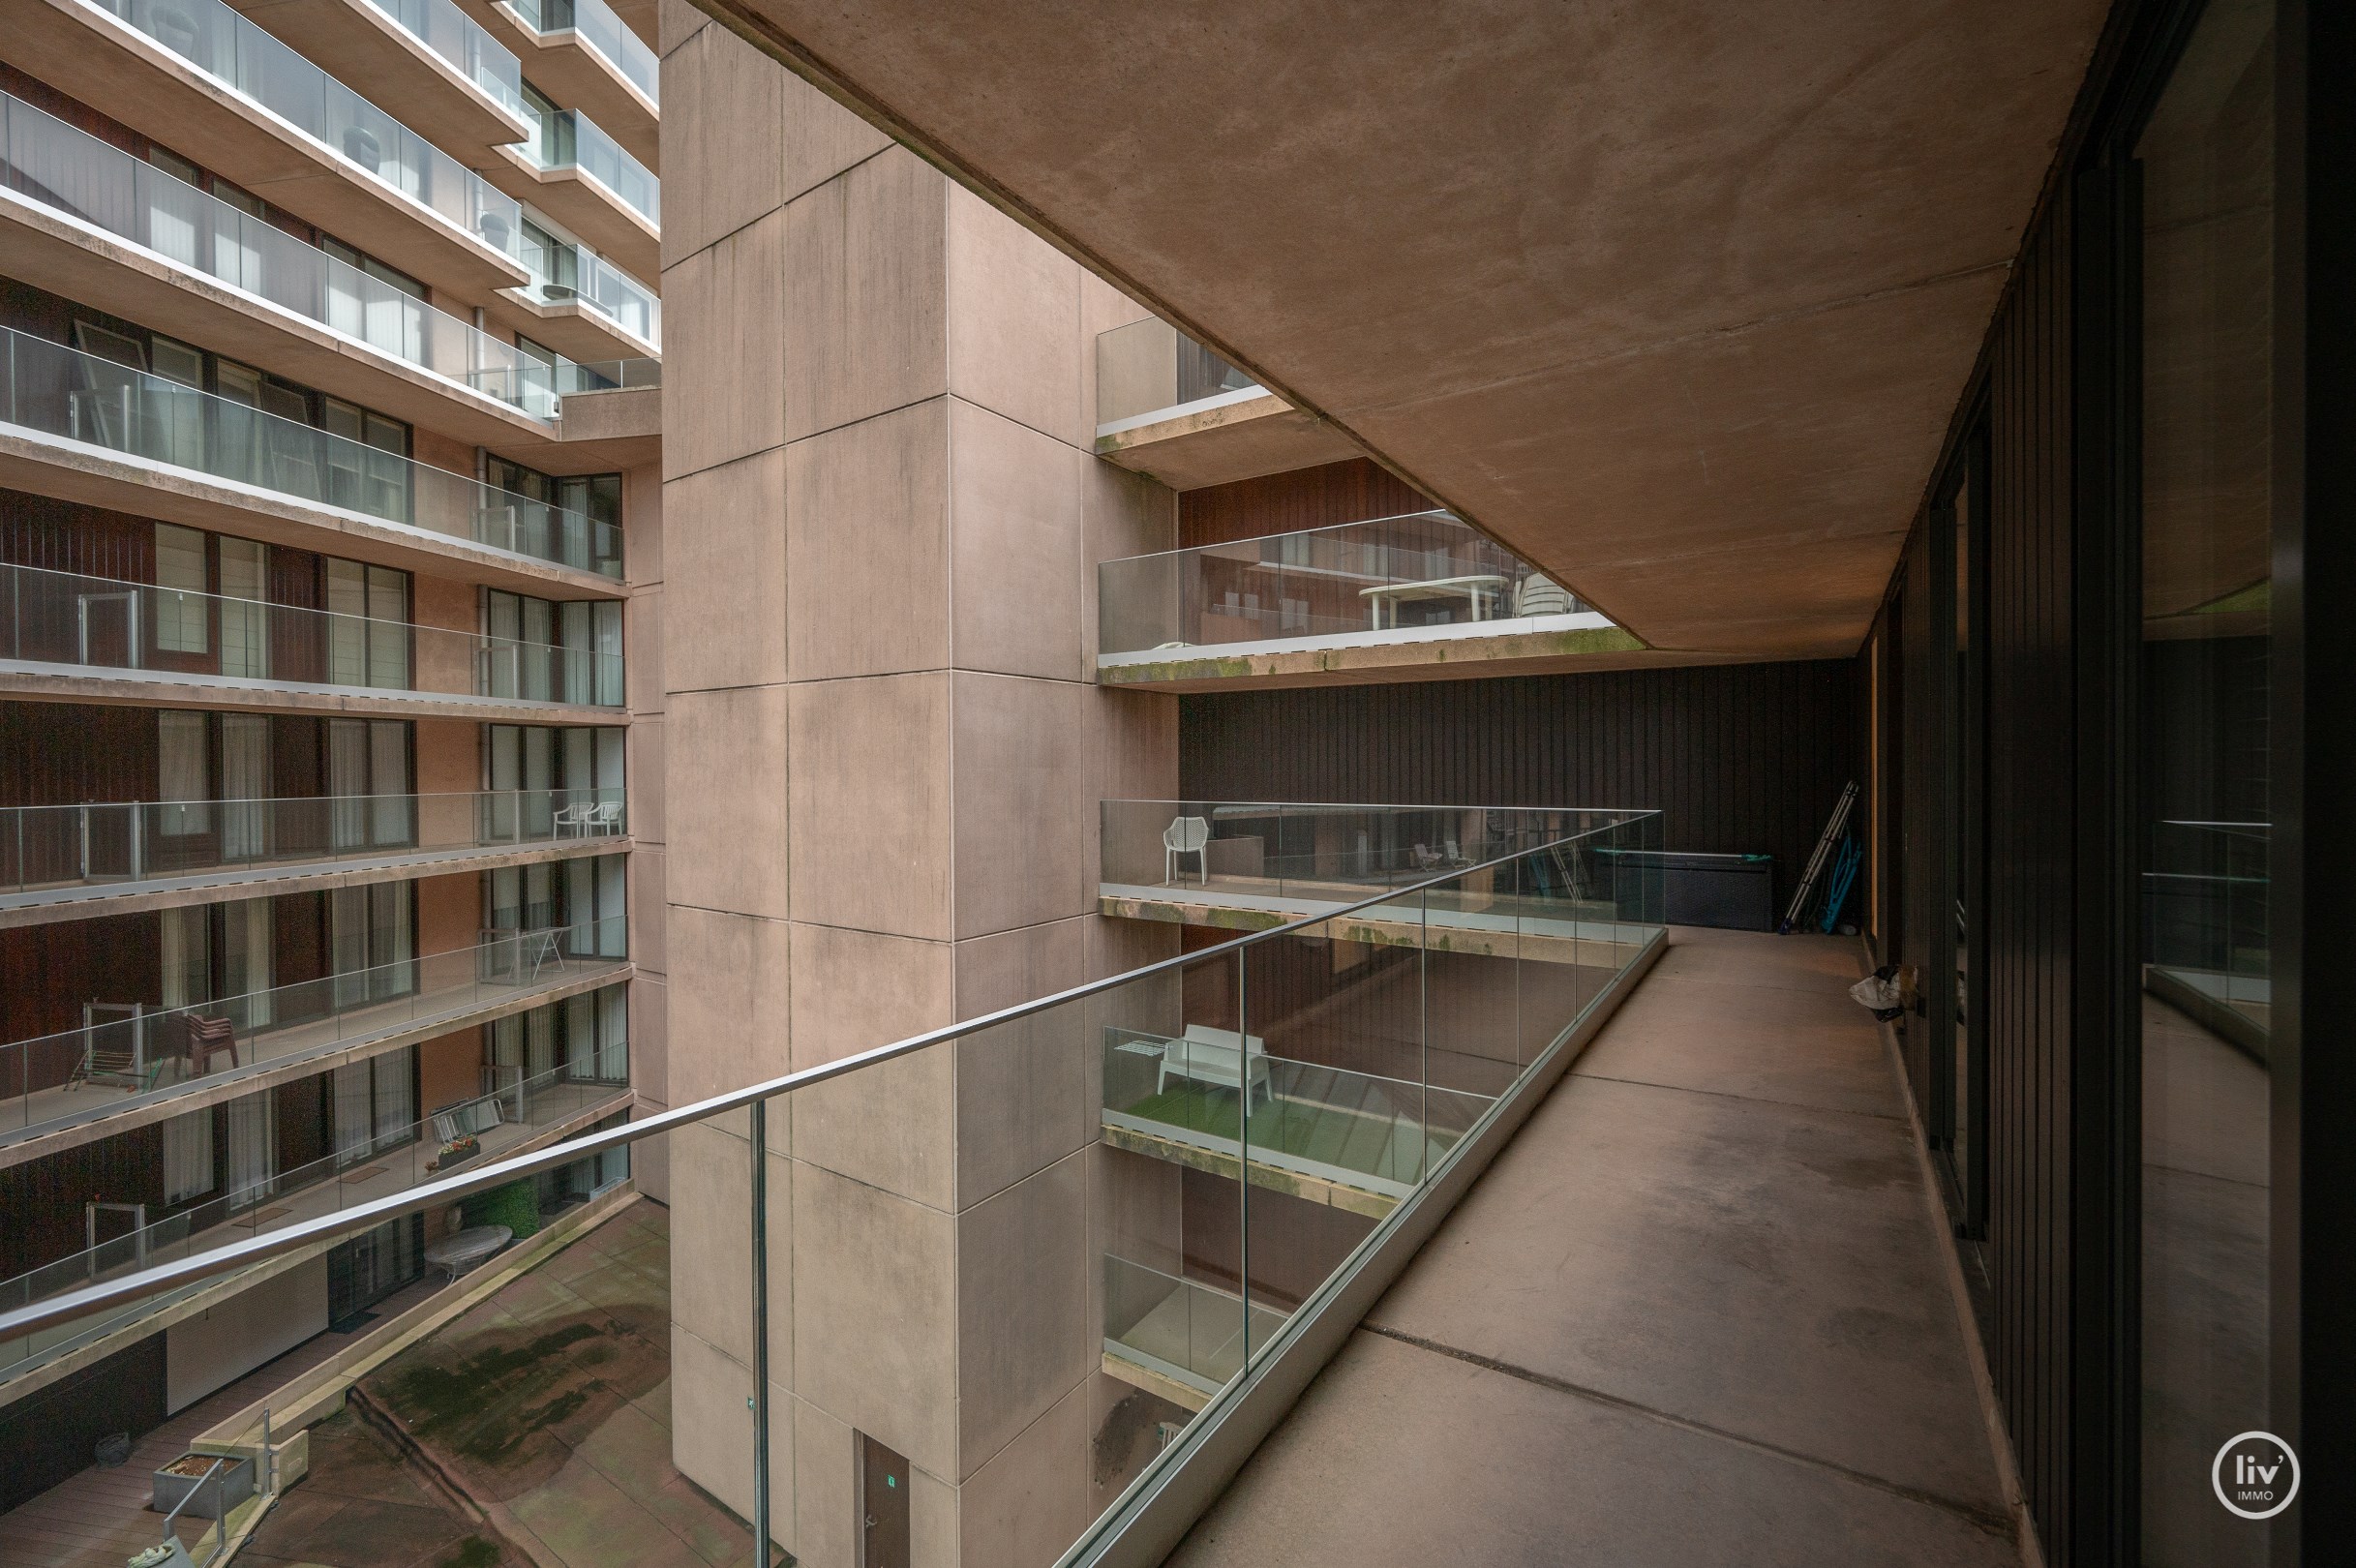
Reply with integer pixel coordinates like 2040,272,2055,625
152,523,209,654
158,709,210,840
372,1047,414,1149
219,714,270,859
218,537,269,678
325,558,369,687
160,905,208,1012
162,1106,213,1205
225,1091,276,1206
597,984,628,1082
222,897,273,1029
333,1059,373,1164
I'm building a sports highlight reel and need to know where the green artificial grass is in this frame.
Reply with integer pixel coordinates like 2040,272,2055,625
1117,1078,1460,1185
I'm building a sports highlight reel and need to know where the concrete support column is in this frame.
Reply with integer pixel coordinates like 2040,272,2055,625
657,6,1176,1564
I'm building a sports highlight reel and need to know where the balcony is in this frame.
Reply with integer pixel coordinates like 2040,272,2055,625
0,1055,628,1384
487,104,658,280
0,91,635,448
221,0,535,159
14,0,533,293
1094,317,1360,488
1101,799,1664,932
0,558,624,720
498,229,659,362
1097,511,1637,688
0,327,624,584
474,0,658,166
0,812,1670,1566
0,915,628,1155
0,786,626,925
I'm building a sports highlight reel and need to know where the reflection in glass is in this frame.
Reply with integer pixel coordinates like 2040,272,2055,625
2135,1,2275,1560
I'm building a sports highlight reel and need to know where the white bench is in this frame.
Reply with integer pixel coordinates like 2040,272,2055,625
1158,1023,1272,1105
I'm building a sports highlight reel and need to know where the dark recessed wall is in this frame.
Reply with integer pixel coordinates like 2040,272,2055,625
1177,458,1435,549
1177,659,1861,911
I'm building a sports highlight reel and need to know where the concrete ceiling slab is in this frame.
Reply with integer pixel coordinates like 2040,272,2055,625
694,0,2109,656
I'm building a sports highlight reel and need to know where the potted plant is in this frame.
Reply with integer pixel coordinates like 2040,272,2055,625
151,1452,254,1519
426,1131,481,1173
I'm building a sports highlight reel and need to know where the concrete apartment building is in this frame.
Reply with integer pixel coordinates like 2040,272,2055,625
0,0,665,1492
3,2,2351,1568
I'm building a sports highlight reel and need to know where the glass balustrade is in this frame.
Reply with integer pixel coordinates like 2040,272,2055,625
507,0,660,105
0,1054,629,1375
1101,799,1653,913
0,915,628,1140
0,558,624,705
517,230,661,346
1098,511,1599,659
0,91,589,420
552,355,661,392
359,0,530,121
2144,818,2272,1048
0,328,622,575
1097,316,1262,430
525,106,659,227
77,0,528,264
0,814,1667,1565
0,786,626,899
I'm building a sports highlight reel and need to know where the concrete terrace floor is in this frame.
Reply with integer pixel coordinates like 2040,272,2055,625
1167,925,2020,1568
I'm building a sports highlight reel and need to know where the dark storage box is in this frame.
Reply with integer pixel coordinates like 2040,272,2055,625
1601,850,1775,931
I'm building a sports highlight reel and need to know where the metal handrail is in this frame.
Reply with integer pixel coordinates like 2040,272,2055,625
0,811,1658,1341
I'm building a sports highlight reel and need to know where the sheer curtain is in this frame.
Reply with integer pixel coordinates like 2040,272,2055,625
219,713,270,859
162,1105,214,1205
225,1091,276,1207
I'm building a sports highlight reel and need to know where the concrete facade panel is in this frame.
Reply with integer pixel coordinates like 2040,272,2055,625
664,449,789,692
668,684,791,920
784,399,951,680
786,672,951,940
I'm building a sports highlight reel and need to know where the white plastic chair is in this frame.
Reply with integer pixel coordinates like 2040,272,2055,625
1164,815,1210,886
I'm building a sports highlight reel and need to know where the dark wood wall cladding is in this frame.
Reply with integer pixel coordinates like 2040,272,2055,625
0,911,162,1064
0,487,154,581
1177,458,1436,549
1178,659,1861,909
0,1121,164,1282
0,703,157,807
1976,185,2078,1566
0,1331,166,1514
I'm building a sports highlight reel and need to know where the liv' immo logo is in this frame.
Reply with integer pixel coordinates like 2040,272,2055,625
2212,1432,2299,1520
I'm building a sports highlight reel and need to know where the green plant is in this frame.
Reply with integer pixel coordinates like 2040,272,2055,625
460,1179,541,1240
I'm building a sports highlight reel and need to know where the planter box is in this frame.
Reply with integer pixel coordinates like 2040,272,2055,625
152,1453,254,1519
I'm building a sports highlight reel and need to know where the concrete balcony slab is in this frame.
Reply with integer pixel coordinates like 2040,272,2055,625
480,151,660,282
223,0,534,161
1094,390,1361,492
2,0,531,295
0,194,556,450
0,429,625,600
462,0,659,167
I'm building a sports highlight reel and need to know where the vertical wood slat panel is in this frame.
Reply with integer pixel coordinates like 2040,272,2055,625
1176,459,1436,550
1177,659,1859,911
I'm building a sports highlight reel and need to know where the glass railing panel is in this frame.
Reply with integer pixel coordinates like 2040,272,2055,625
0,814,1671,1568
1096,317,1260,429
509,0,659,104
0,328,621,574
516,233,661,345
0,916,628,1139
0,787,626,896
2144,818,2271,1041
1097,510,1598,658
1100,800,1640,906
526,106,658,226
0,560,624,705
0,1071,631,1377
77,0,528,263
0,91,570,419
359,0,529,120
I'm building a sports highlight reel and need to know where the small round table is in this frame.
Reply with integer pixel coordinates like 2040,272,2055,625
424,1223,513,1282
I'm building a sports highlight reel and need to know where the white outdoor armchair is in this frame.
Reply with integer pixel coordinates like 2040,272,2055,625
1164,815,1210,885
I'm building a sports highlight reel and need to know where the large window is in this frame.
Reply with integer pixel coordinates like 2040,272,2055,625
2134,0,2277,1559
